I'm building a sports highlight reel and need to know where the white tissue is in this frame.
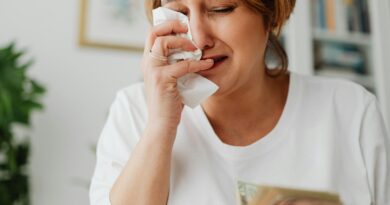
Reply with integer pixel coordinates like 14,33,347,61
152,7,219,108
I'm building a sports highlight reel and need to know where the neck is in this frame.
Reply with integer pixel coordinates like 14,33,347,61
201,71,289,145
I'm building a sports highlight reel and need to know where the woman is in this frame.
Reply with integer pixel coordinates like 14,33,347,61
90,0,389,204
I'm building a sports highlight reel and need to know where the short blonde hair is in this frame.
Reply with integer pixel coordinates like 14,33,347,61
144,0,296,76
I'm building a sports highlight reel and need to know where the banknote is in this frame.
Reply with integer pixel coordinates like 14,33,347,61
236,181,343,205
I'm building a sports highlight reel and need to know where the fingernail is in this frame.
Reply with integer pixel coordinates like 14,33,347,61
187,44,197,50
204,59,214,64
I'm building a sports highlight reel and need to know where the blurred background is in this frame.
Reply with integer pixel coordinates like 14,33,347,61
0,0,389,204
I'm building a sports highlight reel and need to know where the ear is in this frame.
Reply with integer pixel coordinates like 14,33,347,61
262,15,274,35
265,31,270,43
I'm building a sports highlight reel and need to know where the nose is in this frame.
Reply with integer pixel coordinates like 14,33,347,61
188,15,214,50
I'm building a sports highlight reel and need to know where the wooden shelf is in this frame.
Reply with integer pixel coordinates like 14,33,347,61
286,0,390,126
312,29,372,47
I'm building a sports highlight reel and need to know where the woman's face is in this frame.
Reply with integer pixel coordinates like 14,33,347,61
162,0,269,96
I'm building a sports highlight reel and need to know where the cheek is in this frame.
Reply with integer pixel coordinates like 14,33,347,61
232,28,268,71
241,18,268,55
221,15,268,60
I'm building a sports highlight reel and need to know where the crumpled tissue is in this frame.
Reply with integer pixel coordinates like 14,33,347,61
152,7,219,108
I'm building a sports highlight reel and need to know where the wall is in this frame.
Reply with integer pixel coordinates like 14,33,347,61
0,0,143,204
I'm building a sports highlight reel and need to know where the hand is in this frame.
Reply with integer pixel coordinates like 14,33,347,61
141,20,214,135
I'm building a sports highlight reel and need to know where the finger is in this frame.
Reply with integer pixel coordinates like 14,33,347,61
145,20,188,53
165,59,214,78
152,36,197,57
153,20,188,36
147,36,198,67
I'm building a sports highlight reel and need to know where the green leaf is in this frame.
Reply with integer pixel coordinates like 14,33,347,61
0,87,13,123
0,42,44,205
30,79,46,96
16,142,29,167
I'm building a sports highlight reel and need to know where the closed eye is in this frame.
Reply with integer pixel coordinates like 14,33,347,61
211,6,236,13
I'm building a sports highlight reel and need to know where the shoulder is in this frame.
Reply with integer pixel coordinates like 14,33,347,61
99,82,148,150
294,72,375,108
113,81,147,110
109,82,148,124
115,81,147,105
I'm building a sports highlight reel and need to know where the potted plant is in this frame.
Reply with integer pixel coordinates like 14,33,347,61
0,43,46,205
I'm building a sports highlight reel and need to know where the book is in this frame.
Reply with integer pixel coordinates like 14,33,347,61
325,0,336,32
334,0,348,34
237,181,343,205
318,0,327,29
358,0,371,33
315,42,366,74
313,0,371,34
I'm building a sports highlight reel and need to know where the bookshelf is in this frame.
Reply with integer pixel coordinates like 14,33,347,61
283,0,390,129
312,29,371,47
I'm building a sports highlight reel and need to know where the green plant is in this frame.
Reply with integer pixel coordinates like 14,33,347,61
0,43,46,205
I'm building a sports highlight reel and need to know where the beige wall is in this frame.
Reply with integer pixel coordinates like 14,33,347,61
0,0,143,204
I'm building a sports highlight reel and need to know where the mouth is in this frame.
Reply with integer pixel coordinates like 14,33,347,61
199,55,228,73
201,55,228,63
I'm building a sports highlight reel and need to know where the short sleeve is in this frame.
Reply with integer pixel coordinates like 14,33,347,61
359,95,390,205
89,90,144,205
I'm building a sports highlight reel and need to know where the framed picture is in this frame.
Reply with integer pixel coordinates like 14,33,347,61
78,0,150,52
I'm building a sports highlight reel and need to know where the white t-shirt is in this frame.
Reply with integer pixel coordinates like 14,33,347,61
90,72,390,205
